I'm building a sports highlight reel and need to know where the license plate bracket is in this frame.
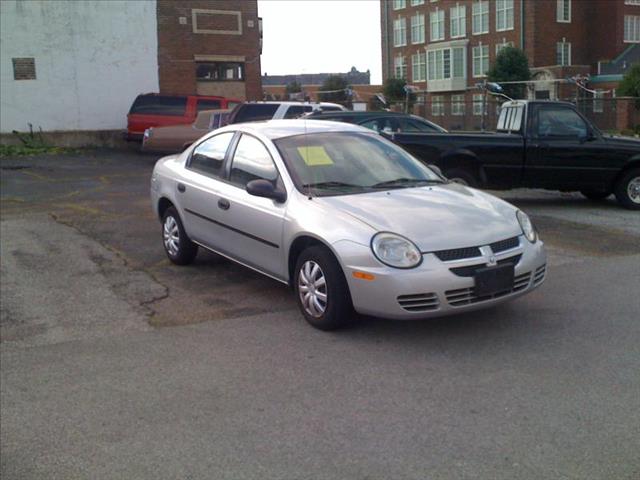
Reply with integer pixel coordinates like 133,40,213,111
474,264,515,297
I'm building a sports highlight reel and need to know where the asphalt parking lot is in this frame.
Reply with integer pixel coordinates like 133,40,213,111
1,149,639,480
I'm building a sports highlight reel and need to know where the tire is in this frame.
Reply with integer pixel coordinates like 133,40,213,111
613,168,640,210
293,246,353,331
580,190,611,201
445,168,478,187
162,206,198,265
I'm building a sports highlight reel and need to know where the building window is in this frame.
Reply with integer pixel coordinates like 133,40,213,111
431,96,445,116
411,14,425,44
556,40,571,66
451,94,465,115
393,0,406,10
593,90,604,113
625,0,640,4
196,62,245,81
496,0,514,31
496,40,514,55
394,18,407,46
450,4,466,38
430,9,445,41
410,0,425,5
557,0,571,23
472,0,489,35
12,57,36,80
394,56,407,79
473,94,487,115
472,44,489,77
624,16,640,43
412,52,427,82
427,47,465,81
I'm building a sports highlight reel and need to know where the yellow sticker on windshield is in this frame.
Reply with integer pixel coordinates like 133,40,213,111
297,146,334,166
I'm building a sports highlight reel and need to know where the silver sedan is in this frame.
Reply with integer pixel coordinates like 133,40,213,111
151,120,546,330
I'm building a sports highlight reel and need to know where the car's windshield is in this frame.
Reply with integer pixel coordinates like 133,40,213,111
274,132,443,196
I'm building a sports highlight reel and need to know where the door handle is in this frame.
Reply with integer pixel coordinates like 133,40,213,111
177,183,186,193
218,198,230,210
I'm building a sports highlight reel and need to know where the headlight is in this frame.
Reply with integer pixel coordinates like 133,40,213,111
371,232,422,269
516,210,537,243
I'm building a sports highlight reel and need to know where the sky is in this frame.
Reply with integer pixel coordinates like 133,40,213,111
257,0,382,84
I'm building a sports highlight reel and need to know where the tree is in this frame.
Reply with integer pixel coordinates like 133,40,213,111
285,81,302,94
382,78,415,111
317,75,350,107
487,47,532,99
617,63,640,98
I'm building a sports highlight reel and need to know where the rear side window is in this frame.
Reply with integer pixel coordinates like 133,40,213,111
234,104,279,123
197,99,222,112
129,95,187,116
189,132,235,177
397,118,440,132
497,106,524,132
319,106,343,112
229,134,279,187
283,105,309,119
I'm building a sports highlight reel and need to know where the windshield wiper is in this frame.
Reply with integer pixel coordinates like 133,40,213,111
301,181,363,189
371,178,444,189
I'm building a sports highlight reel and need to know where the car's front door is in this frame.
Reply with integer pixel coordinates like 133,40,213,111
524,105,614,189
178,131,236,248
212,133,287,280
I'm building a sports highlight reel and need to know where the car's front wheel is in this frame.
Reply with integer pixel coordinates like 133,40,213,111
614,168,640,210
294,246,353,331
162,206,198,265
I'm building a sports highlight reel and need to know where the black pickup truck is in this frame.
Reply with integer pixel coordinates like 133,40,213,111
389,100,640,210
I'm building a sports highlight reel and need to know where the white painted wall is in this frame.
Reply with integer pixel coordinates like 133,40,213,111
0,0,159,132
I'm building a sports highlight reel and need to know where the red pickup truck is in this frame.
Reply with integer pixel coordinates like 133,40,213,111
126,93,241,141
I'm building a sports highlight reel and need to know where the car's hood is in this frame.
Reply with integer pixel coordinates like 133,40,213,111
604,134,640,150
317,183,522,252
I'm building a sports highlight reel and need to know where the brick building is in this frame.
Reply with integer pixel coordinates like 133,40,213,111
380,0,640,129
157,0,263,100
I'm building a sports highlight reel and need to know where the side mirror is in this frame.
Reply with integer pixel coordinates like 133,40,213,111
579,131,596,143
246,179,287,203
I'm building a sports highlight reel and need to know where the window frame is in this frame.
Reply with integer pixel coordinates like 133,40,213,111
394,56,408,79
393,0,407,10
412,51,427,82
472,0,489,35
496,0,514,32
534,105,589,140
196,62,245,82
624,15,640,43
556,0,571,23
556,40,571,66
450,4,466,39
411,13,425,44
394,17,407,47
451,94,465,116
472,44,489,78
430,9,445,42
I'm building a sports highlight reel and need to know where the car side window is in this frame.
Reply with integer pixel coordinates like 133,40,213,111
537,107,588,138
284,106,306,119
197,99,221,112
229,134,279,188
189,132,235,177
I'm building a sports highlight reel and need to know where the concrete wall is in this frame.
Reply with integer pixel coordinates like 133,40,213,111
0,0,159,133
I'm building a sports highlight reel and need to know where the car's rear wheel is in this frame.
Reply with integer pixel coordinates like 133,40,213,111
445,168,478,187
162,206,198,264
294,246,353,331
614,168,640,210
580,190,611,201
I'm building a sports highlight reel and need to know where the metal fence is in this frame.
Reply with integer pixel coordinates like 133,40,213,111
389,97,640,134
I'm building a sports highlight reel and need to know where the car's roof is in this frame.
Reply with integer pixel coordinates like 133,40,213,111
241,101,344,107
219,119,366,140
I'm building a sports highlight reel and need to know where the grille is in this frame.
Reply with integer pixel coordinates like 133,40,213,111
449,254,522,277
534,264,546,285
490,236,520,253
397,293,439,312
433,247,482,262
445,271,532,307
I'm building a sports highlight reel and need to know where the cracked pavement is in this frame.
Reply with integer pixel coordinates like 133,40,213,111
1,150,639,479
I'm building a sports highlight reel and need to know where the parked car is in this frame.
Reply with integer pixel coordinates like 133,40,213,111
126,93,241,141
142,109,230,153
305,110,447,133
227,101,347,124
150,120,547,330
387,100,640,209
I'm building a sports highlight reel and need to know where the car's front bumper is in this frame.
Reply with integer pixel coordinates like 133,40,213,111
334,235,546,320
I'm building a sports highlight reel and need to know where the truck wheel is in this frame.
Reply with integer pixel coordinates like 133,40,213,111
614,169,640,210
293,246,353,331
580,190,611,201
445,168,478,188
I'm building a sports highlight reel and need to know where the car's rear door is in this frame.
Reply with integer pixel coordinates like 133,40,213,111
211,133,287,280
178,131,236,247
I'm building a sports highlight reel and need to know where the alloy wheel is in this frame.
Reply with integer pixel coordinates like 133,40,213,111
628,176,640,205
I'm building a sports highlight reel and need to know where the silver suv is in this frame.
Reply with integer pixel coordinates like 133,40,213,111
151,120,546,330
